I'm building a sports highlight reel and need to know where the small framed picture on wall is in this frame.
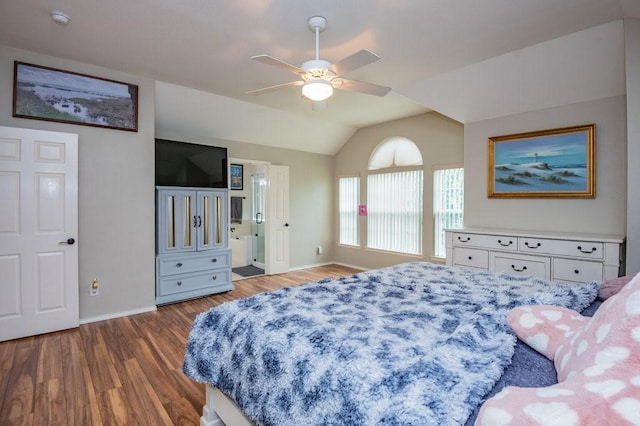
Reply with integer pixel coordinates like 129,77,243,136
230,164,243,190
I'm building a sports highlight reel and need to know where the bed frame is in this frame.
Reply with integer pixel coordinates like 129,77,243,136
201,385,252,426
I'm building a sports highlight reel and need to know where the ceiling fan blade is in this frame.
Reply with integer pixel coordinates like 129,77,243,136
329,49,381,77
246,80,303,96
251,55,303,75
333,78,391,97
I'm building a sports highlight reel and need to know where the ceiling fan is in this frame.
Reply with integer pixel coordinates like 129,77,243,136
247,16,391,103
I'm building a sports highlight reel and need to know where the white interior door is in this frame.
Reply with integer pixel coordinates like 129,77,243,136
0,126,79,342
266,165,290,275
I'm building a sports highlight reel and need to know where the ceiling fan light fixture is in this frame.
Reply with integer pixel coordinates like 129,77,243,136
302,79,333,101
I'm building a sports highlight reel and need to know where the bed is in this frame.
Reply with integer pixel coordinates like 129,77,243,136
183,261,601,425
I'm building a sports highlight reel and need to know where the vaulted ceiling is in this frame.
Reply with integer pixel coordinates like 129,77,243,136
1,0,639,154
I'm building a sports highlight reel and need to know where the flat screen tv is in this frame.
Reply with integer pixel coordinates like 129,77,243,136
155,139,228,188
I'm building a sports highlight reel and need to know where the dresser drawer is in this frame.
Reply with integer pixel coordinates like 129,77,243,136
452,232,517,251
553,258,603,283
491,253,551,280
453,247,489,269
158,268,231,296
158,250,231,276
519,238,603,260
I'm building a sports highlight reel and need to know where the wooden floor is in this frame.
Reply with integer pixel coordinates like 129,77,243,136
0,264,361,426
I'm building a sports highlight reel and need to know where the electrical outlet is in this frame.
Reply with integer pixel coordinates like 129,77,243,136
317,245,323,255
90,278,99,296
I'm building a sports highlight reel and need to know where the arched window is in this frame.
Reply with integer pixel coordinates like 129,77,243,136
367,137,423,254
368,137,423,170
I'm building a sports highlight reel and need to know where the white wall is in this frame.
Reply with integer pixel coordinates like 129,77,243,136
625,19,640,274
464,95,626,237
0,45,156,320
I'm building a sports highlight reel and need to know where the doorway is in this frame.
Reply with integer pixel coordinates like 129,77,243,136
229,160,289,280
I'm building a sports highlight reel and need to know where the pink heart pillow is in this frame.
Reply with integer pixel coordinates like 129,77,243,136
476,272,640,425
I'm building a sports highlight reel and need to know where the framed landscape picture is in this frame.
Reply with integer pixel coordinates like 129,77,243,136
13,61,138,131
488,124,595,198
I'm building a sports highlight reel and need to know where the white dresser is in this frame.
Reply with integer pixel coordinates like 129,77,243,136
445,228,624,283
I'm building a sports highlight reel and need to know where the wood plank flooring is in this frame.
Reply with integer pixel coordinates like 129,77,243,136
0,264,361,426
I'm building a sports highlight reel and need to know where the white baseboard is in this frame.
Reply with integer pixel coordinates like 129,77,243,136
288,261,332,271
289,261,368,272
79,305,157,325
331,261,368,271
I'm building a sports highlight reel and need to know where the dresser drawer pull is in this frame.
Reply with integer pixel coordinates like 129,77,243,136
511,265,528,272
576,245,597,254
574,269,580,274
176,262,183,267
177,281,182,286
211,258,217,263
212,275,217,280
458,236,471,243
524,242,541,249
497,239,513,247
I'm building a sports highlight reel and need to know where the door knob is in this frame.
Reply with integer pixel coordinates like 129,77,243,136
59,238,75,245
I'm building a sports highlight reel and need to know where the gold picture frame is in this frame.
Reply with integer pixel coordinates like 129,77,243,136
488,124,595,198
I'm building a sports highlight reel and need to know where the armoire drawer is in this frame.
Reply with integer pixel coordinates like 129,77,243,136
453,247,488,269
158,250,231,276
158,268,232,296
491,253,551,280
553,258,603,283
519,238,603,260
452,232,518,251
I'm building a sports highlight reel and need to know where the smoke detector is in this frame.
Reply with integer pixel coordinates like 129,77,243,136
50,11,70,26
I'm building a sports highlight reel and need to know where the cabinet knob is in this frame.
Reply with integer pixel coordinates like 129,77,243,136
211,258,217,263
468,256,472,260
176,262,183,267
524,242,541,249
574,269,580,274
212,275,217,280
177,281,182,286
497,239,513,247
458,236,470,243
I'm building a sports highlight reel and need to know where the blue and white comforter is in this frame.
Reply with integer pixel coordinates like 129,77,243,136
183,262,598,426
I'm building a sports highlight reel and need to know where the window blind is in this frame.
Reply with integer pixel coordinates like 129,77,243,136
367,170,423,254
338,176,359,246
433,167,464,258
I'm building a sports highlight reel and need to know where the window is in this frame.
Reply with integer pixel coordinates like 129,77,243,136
368,137,423,170
433,166,464,258
338,176,360,246
366,137,424,255
368,170,423,254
